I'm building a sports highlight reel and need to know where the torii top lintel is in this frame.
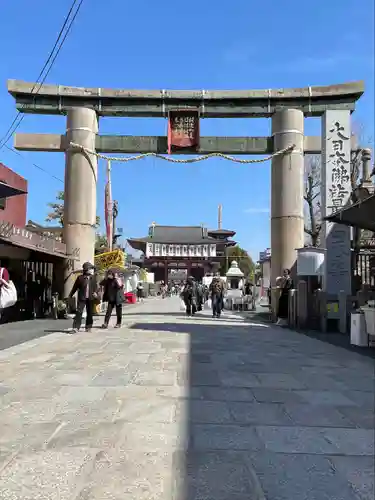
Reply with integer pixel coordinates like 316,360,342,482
7,79,364,118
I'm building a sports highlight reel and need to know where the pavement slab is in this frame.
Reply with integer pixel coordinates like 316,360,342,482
0,296,373,499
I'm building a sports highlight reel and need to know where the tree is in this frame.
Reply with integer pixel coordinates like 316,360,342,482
46,191,100,227
46,191,65,226
304,155,321,247
95,234,108,254
224,245,255,278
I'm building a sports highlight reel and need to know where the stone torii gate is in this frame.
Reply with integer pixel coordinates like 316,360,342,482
8,80,364,297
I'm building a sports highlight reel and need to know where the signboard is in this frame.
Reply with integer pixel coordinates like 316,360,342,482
361,238,375,248
167,109,200,154
321,110,352,303
259,248,271,262
146,243,153,257
360,230,375,248
168,268,188,283
326,301,339,319
94,249,126,271
145,243,216,258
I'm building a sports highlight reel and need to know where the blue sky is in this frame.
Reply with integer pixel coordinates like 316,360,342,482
0,0,373,260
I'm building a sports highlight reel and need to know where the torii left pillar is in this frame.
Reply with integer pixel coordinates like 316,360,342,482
270,108,305,316
63,107,98,297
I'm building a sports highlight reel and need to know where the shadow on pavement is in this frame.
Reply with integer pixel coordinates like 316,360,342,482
130,320,268,499
0,319,70,351
298,329,375,359
129,318,374,499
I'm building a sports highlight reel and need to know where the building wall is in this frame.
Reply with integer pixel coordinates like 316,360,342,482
0,163,27,227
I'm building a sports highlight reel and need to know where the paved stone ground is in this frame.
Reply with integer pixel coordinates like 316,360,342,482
0,297,373,499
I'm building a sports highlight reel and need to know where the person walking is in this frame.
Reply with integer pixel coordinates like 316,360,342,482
136,281,145,303
196,281,205,311
182,276,197,316
26,270,43,319
0,266,16,323
276,268,293,326
100,270,124,329
209,274,224,318
69,262,98,333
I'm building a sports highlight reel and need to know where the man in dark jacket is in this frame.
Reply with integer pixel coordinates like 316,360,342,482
196,282,205,311
100,270,124,328
182,276,198,316
69,262,98,333
209,275,224,318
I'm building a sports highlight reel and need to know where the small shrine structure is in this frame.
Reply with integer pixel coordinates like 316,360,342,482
226,260,244,295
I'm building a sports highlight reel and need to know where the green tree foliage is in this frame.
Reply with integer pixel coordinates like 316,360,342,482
221,245,255,278
46,191,100,227
95,233,108,254
46,191,65,226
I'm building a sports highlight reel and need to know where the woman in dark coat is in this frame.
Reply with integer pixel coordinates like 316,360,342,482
182,276,198,316
136,281,145,302
100,270,124,328
277,268,293,325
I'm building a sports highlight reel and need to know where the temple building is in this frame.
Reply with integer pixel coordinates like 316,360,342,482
127,221,236,283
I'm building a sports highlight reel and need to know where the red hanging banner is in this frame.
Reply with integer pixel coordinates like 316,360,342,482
104,160,113,251
167,109,200,154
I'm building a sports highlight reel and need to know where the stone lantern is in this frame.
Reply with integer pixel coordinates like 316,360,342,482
226,260,244,298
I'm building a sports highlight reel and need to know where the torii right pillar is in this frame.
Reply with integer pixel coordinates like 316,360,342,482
271,109,305,294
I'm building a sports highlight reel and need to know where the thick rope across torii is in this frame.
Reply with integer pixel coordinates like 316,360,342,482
69,141,296,164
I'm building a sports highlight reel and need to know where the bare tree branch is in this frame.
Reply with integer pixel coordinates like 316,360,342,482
304,154,321,247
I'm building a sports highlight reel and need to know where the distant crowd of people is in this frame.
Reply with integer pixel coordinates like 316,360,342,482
179,273,225,318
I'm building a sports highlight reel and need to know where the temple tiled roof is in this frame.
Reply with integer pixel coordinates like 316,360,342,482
127,225,236,250
208,228,236,237
152,226,213,243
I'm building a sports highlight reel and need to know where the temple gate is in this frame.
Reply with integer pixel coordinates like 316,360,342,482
7,80,364,298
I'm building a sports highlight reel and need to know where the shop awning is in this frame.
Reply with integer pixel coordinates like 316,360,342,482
0,182,27,198
324,194,375,232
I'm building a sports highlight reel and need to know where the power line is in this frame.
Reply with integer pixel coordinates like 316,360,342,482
0,0,85,151
4,144,63,184
0,0,84,149
0,0,85,150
